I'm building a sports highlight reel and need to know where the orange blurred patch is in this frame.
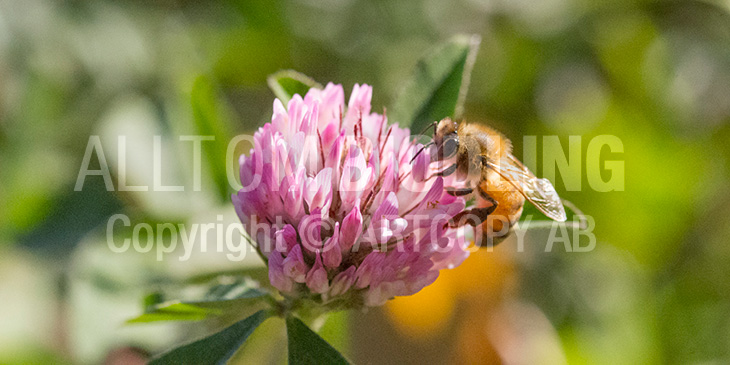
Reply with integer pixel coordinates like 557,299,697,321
449,246,516,300
385,246,517,341
384,270,455,340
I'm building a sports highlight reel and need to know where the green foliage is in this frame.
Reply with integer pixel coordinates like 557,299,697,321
128,278,269,323
137,281,353,364
316,310,351,357
267,70,323,105
149,309,272,365
391,34,480,133
286,316,349,365
191,76,236,202
5,1,730,362
127,303,220,323
202,278,269,301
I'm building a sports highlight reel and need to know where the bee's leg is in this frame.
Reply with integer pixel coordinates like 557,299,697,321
479,226,512,248
448,204,497,228
432,163,457,177
445,187,473,196
491,231,512,245
477,188,497,205
475,192,511,248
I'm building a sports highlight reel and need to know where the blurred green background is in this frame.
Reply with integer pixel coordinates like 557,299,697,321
1,0,730,363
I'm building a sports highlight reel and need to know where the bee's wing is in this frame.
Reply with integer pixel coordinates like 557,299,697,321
485,154,567,222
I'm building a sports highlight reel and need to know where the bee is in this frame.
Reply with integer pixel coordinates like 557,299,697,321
414,118,567,246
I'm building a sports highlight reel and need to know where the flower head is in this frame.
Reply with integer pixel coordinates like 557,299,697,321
233,83,471,308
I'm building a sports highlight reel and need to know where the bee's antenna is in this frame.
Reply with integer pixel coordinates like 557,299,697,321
414,121,438,139
409,121,438,164
410,142,433,164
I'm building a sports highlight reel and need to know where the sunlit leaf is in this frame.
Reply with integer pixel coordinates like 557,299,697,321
149,309,272,365
286,316,349,365
128,277,269,323
317,311,350,357
127,303,219,323
267,70,323,105
391,34,481,133
202,278,268,301
191,76,235,202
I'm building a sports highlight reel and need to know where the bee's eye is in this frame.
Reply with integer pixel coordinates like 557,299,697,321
440,137,458,159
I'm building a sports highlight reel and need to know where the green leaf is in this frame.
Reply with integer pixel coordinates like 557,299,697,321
127,303,219,323
191,76,235,202
267,70,323,105
149,309,272,365
391,34,481,133
143,291,165,308
202,278,268,301
128,277,269,323
286,316,349,365
317,311,350,357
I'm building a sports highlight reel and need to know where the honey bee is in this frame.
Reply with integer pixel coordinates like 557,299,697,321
415,118,567,246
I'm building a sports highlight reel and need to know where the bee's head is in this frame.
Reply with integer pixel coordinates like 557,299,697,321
433,118,459,160
434,118,457,142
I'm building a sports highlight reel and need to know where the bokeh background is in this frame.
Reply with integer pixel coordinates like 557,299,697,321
2,0,730,363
